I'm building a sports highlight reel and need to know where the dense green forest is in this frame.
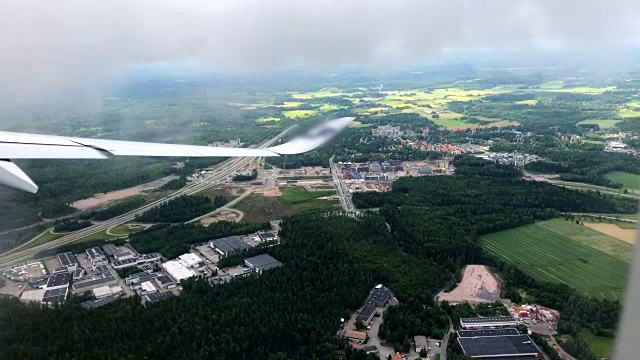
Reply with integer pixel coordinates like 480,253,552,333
135,195,214,223
53,219,92,232
80,196,147,221
129,220,270,259
0,213,450,360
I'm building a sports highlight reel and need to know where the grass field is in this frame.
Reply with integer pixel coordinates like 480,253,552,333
481,219,631,299
515,100,537,105
279,186,339,213
282,110,318,119
577,119,621,129
618,108,640,118
579,329,614,358
605,172,640,190
233,194,295,222
256,117,280,123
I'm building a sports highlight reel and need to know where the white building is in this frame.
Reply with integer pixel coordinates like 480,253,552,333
162,260,195,282
177,253,204,268
140,281,157,294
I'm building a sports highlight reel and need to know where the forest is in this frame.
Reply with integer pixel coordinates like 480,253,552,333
135,195,214,223
53,219,92,233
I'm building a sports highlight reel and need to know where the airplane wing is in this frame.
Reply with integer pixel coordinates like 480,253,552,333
0,117,354,193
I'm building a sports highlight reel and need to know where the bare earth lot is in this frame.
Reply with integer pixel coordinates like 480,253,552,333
584,223,636,244
437,265,500,304
71,175,178,210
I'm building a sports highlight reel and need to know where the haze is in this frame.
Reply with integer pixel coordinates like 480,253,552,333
1,0,639,109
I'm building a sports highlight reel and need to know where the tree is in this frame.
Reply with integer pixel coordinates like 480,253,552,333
419,348,427,358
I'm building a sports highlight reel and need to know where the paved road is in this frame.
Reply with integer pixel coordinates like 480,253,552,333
0,126,296,269
547,336,577,360
186,190,252,224
329,156,356,212
439,316,454,360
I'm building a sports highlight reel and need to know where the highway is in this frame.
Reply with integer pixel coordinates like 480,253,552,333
329,156,356,212
0,126,296,269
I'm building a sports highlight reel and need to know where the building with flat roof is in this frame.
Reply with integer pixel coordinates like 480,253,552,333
244,254,283,274
28,276,49,289
178,253,204,268
140,281,157,294
20,289,45,303
458,328,520,338
257,230,278,243
459,316,517,329
43,288,68,304
72,272,117,293
458,334,540,358
93,264,111,274
114,251,135,262
102,243,119,257
414,336,428,353
81,295,120,310
210,235,251,256
46,273,71,290
344,330,367,344
155,275,175,289
137,253,161,263
355,305,376,324
112,258,138,269
86,247,108,268
125,271,157,285
145,291,175,304
56,252,78,272
365,284,391,307
138,264,154,273
72,268,85,281
162,260,195,282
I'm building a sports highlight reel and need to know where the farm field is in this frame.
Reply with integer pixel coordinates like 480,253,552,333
279,186,339,213
579,329,614,358
481,219,631,300
282,110,318,119
618,108,640,118
605,171,640,190
256,117,280,123
577,119,621,129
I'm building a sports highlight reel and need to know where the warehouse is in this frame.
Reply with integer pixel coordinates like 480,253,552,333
459,316,517,329
81,295,120,310
138,264,154,273
20,289,45,303
86,247,108,268
42,288,68,304
138,253,161,263
140,281,157,294
355,305,376,324
46,273,71,290
210,235,251,256
458,328,520,338
257,230,278,243
155,275,175,289
344,330,367,344
365,284,391,307
145,291,175,304
244,254,283,274
72,268,85,281
114,251,135,262
56,252,78,272
112,258,138,269
178,253,204,268
72,272,117,293
92,286,123,299
28,275,49,289
102,243,119,257
457,334,541,358
162,260,195,282
94,264,111,274
125,271,157,285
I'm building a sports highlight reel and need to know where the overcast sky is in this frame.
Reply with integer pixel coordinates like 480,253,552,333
1,0,639,109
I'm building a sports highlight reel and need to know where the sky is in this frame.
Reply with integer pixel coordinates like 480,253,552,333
1,0,639,109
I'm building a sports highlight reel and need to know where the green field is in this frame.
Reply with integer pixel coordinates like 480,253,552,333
579,329,614,358
280,186,339,213
256,117,280,123
618,108,640,118
282,110,318,119
605,172,640,190
577,119,621,129
482,220,631,299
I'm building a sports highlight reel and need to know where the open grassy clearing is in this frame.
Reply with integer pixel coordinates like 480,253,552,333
276,101,303,108
481,219,630,300
256,117,280,123
536,81,617,94
577,119,621,129
233,194,295,222
282,110,318,119
617,108,640,118
279,186,339,213
579,329,614,358
515,100,538,105
605,171,640,190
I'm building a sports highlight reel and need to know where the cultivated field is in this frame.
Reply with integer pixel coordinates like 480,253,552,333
583,223,636,244
437,265,500,304
482,220,631,300
604,171,640,190
577,119,621,129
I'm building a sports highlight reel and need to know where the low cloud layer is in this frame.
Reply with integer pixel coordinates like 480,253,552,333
1,0,639,109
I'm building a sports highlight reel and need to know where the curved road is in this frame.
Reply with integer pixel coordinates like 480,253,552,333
0,126,296,269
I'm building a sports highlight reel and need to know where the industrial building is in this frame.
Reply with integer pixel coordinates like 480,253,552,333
162,260,195,282
42,288,68,304
140,281,157,294
114,251,135,262
355,305,376,324
459,316,517,330
72,271,117,293
28,275,49,289
112,258,138,269
244,254,283,274
93,264,111,274
46,273,71,290
344,330,367,344
457,334,540,359
458,328,520,338
178,253,204,268
81,295,120,310
365,284,391,307
257,230,278,243
56,252,78,272
138,264,154,273
138,253,161,263
72,268,85,281
20,289,45,303
125,271,157,285
155,275,175,289
145,291,175,304
92,286,123,299
86,247,108,268
101,243,119,257
210,235,251,256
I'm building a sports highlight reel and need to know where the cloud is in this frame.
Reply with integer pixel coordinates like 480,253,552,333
0,0,639,109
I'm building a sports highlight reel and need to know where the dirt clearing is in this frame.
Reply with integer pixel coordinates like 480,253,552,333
437,265,500,304
584,223,636,244
71,175,178,210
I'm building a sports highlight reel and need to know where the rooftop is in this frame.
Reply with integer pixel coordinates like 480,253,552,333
140,281,157,293
126,272,157,282
145,291,175,303
210,235,251,254
112,258,138,268
102,243,119,257
365,285,391,305
72,272,116,291
156,275,174,286
458,328,521,338
244,254,283,271
355,305,376,322
344,330,367,341
56,252,77,267
178,253,204,267
81,295,120,309
162,260,195,282
257,231,277,240
414,335,428,348
94,264,111,274
458,335,540,358
46,273,71,288
43,288,67,303
86,247,105,260
460,316,516,324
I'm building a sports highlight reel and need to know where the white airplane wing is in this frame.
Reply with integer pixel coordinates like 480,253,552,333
0,117,354,193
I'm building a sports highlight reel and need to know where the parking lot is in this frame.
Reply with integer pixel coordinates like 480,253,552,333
44,257,61,273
